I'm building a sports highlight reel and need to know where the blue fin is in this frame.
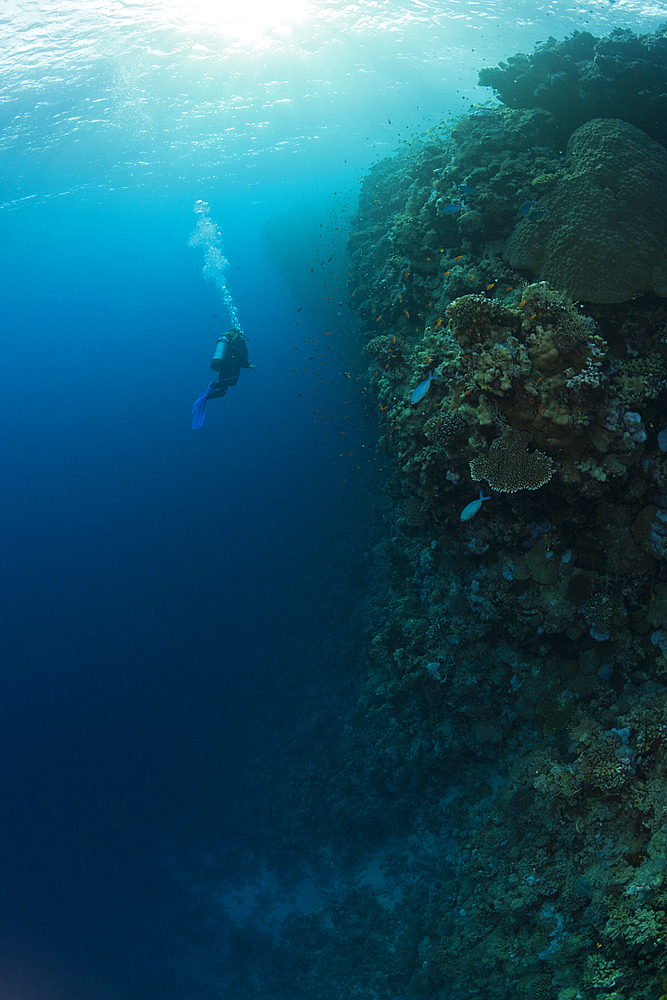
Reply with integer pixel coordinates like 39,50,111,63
191,381,214,429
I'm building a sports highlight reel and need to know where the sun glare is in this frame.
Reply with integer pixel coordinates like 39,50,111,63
176,0,308,46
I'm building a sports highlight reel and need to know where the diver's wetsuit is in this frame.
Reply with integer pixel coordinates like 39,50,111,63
191,329,253,428
208,334,251,398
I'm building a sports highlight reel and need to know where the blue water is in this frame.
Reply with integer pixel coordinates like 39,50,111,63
1,183,373,997
2,1,666,997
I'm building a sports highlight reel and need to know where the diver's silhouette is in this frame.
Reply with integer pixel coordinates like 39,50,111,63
191,329,254,429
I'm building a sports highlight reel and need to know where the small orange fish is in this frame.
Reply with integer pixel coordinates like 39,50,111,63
392,335,396,343
519,299,527,307
404,269,410,279
470,274,475,281
530,313,537,320
455,255,463,261
434,318,442,330
486,283,495,290
376,315,382,322
405,310,410,319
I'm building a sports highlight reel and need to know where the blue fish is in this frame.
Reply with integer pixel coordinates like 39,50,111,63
191,380,215,429
526,208,552,220
410,370,434,405
457,184,477,196
460,490,491,521
441,203,463,214
518,199,537,216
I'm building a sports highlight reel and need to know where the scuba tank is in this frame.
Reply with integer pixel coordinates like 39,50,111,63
210,334,230,372
211,328,242,372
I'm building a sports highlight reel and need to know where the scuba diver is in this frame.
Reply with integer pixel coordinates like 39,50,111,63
191,328,254,429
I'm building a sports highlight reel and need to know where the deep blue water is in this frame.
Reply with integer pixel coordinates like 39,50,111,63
0,183,375,997
2,1,667,996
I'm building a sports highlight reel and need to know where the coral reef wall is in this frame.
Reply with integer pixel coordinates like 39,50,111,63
313,22,667,1000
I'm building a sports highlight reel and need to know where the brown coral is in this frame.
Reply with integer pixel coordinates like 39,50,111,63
401,497,427,527
470,429,553,492
364,334,406,368
503,119,667,303
575,737,631,791
424,409,464,447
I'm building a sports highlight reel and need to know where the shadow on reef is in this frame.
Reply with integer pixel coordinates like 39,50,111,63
265,21,667,1000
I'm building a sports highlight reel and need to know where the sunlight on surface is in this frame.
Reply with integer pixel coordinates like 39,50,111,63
170,0,309,45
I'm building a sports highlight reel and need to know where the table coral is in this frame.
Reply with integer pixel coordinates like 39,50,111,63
470,429,554,492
